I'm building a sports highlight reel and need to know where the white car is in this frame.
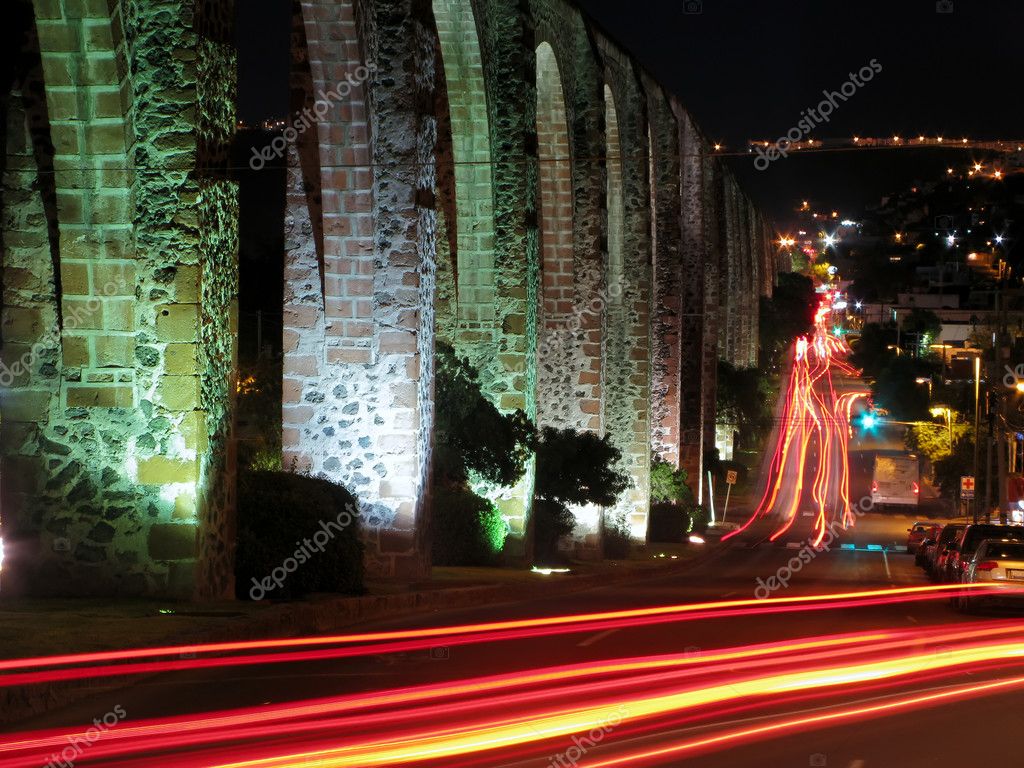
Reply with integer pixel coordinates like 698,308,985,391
956,538,1024,612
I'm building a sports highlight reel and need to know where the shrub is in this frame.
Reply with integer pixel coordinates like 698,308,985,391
533,499,576,565
650,460,695,505
648,502,692,543
603,518,632,559
690,505,710,534
432,484,508,566
235,471,364,600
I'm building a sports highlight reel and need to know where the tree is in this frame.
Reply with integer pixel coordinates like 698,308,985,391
850,322,897,378
433,342,533,487
871,355,933,422
716,361,773,449
533,427,630,508
759,272,816,368
650,459,695,505
901,308,942,355
532,427,630,563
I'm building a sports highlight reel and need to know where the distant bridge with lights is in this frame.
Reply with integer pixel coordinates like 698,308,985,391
744,136,1024,156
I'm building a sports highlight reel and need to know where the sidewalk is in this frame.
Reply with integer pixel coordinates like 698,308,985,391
1,541,727,723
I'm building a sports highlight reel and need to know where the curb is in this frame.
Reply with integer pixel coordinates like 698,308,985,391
1,541,729,725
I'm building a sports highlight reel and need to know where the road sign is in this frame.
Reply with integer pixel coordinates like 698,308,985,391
961,476,975,499
726,470,738,485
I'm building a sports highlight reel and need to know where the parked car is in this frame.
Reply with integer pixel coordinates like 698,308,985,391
944,524,1024,584
928,523,967,580
955,538,1024,612
915,535,937,567
906,521,942,555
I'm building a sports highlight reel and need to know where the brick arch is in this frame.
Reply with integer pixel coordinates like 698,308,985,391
603,85,624,304
432,0,497,349
598,58,653,542
3,0,239,598
284,0,438,579
535,42,574,339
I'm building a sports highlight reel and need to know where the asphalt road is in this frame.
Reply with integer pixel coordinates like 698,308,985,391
7,510,1021,768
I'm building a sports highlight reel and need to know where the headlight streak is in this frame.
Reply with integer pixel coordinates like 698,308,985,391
0,585,1006,689
199,639,1024,768
728,297,867,545
5,623,1024,767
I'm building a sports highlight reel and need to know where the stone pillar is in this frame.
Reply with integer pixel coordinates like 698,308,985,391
675,105,706,491
1,0,238,597
700,154,722,498
647,83,682,474
283,0,435,579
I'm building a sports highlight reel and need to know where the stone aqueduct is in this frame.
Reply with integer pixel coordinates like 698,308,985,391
0,0,782,597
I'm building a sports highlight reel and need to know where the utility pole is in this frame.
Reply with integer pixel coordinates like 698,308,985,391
973,355,981,525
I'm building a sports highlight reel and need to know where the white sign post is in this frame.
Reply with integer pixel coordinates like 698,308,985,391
723,470,738,524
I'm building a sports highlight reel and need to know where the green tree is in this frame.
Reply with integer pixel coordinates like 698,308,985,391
433,342,533,487
650,459,695,505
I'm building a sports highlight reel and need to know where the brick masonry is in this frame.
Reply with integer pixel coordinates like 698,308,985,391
1,0,238,598
3,0,776,596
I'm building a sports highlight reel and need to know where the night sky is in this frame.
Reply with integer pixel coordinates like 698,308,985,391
235,0,1024,221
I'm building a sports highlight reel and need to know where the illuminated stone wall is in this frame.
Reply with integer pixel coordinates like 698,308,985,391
596,32,651,541
283,0,775,560
284,0,437,578
0,0,238,597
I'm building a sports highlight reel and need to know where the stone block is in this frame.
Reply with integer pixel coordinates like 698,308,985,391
164,343,198,375
157,375,201,411
179,410,208,453
92,262,135,294
148,524,198,561
0,390,53,422
2,308,46,343
156,304,199,342
137,456,199,485
103,299,135,331
94,334,133,367
60,262,90,295
173,265,200,303
65,385,133,408
62,298,103,330
62,336,90,368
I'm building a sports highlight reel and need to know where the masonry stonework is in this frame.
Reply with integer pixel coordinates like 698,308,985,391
3,0,776,595
1,0,238,598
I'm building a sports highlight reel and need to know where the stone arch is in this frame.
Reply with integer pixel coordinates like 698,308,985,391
597,52,652,543
2,0,239,598
535,42,574,341
603,85,624,305
432,0,497,349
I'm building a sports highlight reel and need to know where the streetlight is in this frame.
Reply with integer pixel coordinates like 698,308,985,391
930,406,953,451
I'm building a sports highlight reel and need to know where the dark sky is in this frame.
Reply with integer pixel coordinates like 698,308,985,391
577,0,1024,219
236,0,1024,221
